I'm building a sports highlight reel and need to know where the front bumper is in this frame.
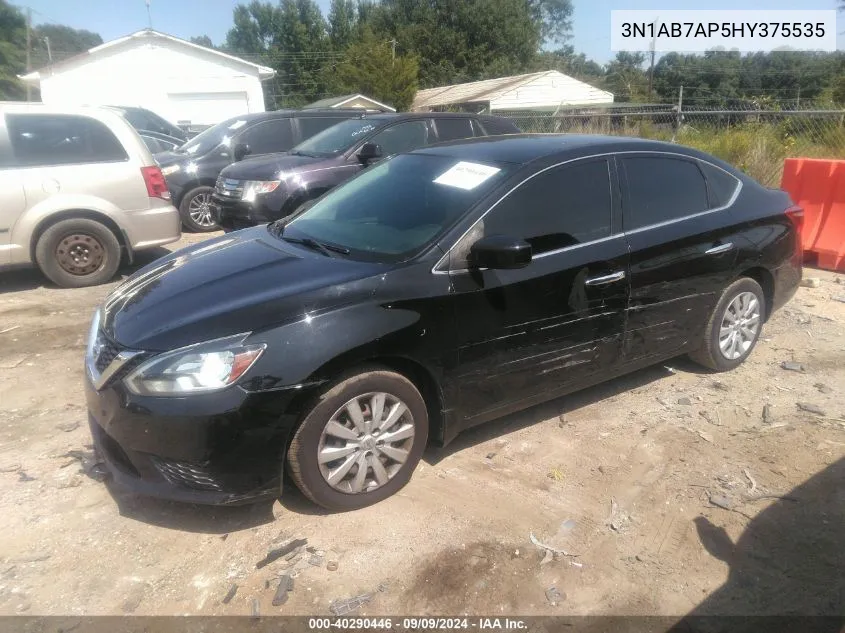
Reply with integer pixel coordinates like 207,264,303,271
212,191,289,232
85,370,304,505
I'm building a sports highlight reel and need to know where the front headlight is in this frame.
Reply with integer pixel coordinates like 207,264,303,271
160,164,181,176
124,333,266,397
243,180,281,202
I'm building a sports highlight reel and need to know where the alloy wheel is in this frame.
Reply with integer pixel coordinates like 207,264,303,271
317,392,415,495
718,291,761,360
188,192,217,228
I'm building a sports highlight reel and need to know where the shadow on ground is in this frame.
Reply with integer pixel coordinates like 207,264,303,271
0,247,170,294
669,456,845,632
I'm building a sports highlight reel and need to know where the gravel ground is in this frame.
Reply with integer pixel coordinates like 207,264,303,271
0,233,843,617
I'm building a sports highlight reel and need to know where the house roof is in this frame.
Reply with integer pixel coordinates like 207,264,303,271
304,93,395,112
19,29,275,85
412,70,611,110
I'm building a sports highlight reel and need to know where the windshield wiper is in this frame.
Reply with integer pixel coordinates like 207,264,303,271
289,150,316,157
282,236,349,257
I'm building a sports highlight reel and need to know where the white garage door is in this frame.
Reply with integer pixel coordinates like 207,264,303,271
166,91,249,128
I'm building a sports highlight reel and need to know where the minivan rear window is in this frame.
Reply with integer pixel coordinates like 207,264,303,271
7,113,128,167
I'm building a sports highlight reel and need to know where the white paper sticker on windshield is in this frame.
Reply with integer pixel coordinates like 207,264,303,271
229,120,247,130
433,161,501,190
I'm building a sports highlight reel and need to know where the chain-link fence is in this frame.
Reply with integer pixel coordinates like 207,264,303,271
501,104,845,188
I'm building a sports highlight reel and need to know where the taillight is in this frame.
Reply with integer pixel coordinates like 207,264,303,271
786,204,804,235
141,166,171,200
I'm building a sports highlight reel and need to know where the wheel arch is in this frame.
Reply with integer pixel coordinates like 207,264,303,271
176,179,217,208
737,266,775,321
30,209,127,264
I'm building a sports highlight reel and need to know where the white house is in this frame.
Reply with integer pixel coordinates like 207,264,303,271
412,70,613,113
19,29,275,129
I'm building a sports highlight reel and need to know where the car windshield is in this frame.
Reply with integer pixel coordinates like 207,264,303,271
177,117,250,155
291,118,381,156
278,153,513,262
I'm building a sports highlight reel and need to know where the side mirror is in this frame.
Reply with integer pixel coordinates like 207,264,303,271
356,142,383,164
470,235,532,270
233,143,251,162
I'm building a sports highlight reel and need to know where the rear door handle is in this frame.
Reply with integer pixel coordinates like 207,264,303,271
704,242,734,255
585,270,626,286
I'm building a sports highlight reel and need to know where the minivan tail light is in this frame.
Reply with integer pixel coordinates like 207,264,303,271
141,166,171,200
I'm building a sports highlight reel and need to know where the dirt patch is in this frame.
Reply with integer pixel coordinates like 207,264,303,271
0,236,843,617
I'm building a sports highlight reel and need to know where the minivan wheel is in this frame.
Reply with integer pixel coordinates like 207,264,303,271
179,186,218,232
689,277,766,372
286,368,429,511
35,218,121,288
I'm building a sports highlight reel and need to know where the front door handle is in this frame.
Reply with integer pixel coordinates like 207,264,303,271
585,270,626,286
704,242,734,255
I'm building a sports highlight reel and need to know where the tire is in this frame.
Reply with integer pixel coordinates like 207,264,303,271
178,186,218,232
35,218,121,288
689,277,766,372
287,367,429,511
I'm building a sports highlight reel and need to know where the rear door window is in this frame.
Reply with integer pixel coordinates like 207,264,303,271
435,118,475,142
6,113,128,167
297,117,352,143
237,118,294,155
621,156,709,230
367,120,431,156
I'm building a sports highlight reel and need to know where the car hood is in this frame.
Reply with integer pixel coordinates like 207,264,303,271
222,153,337,180
101,227,387,351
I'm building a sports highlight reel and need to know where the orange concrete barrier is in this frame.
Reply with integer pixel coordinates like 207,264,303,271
780,158,845,272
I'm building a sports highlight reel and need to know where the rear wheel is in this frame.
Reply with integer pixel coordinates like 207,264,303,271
689,277,765,371
35,218,121,288
286,368,428,511
179,186,218,232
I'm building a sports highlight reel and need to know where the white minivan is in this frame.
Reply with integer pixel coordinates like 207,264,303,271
0,104,181,287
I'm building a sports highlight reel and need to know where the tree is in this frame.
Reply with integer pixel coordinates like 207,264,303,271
527,0,573,46
330,27,419,110
0,0,26,99
189,35,215,48
32,24,102,66
327,0,355,51
605,52,648,101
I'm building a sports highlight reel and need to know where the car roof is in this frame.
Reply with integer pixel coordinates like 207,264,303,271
414,133,725,167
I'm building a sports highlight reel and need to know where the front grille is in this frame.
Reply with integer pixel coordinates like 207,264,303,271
215,176,244,200
151,457,223,491
94,333,121,373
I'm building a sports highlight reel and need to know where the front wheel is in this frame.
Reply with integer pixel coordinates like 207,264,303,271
179,186,218,232
286,368,429,511
689,277,766,371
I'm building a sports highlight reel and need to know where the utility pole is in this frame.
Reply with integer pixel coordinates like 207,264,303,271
648,19,657,102
145,0,152,29
25,8,32,102
389,38,397,66
44,36,52,64
672,85,683,143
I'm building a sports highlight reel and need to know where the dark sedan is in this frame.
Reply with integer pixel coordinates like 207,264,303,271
211,112,520,232
84,135,802,510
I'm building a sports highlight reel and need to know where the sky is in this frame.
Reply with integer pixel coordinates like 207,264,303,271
14,0,844,65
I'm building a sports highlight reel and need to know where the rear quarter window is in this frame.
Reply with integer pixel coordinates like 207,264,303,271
6,113,128,167
699,161,741,207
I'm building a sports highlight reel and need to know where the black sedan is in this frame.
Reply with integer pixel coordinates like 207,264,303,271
84,135,803,510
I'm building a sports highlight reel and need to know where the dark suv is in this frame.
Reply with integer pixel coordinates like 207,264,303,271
212,113,520,232
155,109,366,232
